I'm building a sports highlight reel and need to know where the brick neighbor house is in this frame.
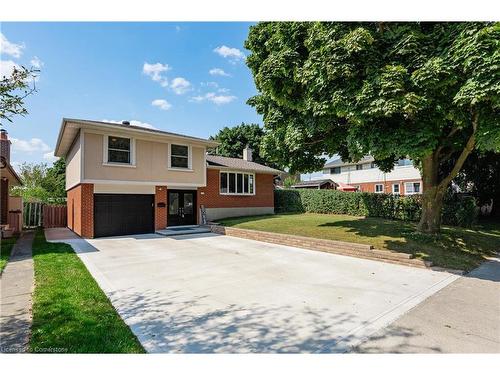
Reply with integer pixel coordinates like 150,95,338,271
321,156,423,196
0,129,23,237
54,118,281,238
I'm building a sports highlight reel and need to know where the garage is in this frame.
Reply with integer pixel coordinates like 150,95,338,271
93,194,154,238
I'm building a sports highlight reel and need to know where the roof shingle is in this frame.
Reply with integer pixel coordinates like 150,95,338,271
206,155,282,174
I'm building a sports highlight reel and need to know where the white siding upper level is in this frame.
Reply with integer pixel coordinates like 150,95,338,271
322,159,421,184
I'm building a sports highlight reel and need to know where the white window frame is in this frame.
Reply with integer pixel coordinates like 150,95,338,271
405,182,421,195
219,170,256,196
168,143,192,171
392,183,400,194
102,135,136,167
374,184,384,193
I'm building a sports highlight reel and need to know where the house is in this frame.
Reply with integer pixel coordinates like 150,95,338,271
0,129,23,237
54,118,281,238
291,178,338,190
322,156,422,195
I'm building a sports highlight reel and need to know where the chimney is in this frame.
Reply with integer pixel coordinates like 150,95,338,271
0,129,10,163
242,145,253,162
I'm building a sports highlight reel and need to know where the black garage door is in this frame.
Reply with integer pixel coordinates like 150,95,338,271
94,194,154,238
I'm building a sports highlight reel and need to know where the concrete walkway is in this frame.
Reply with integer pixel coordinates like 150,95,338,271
0,231,35,353
355,258,500,353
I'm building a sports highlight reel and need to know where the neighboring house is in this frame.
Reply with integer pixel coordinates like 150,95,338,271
291,179,338,190
54,119,281,238
0,129,23,236
322,156,422,195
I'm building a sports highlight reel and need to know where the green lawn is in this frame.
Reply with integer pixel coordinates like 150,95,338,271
219,213,500,271
0,236,18,273
29,230,144,353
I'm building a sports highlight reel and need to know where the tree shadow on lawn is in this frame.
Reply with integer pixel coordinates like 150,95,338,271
107,288,443,354
319,217,499,271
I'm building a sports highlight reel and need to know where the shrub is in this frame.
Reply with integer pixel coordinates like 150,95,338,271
275,189,478,227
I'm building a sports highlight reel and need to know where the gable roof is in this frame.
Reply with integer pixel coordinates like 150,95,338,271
54,118,219,157
324,155,374,169
206,155,283,174
291,179,337,188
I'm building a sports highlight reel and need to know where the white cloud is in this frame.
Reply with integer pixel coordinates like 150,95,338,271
213,45,245,62
30,56,43,69
43,151,59,163
191,92,237,105
170,77,191,95
201,81,219,88
143,62,170,87
151,99,172,111
0,59,20,79
0,33,25,58
11,137,51,153
209,68,230,77
102,119,157,129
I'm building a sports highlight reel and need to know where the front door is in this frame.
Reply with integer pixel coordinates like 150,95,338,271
167,190,197,226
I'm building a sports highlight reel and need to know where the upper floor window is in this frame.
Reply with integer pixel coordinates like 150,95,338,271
169,144,191,169
370,162,376,169
107,136,131,164
330,167,341,174
397,159,413,167
356,164,363,171
220,171,255,195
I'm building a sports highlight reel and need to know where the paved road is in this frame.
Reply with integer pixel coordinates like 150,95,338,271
46,228,458,353
0,231,35,353
355,258,500,353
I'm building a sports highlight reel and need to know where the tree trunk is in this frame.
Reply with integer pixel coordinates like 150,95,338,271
417,152,445,234
417,109,478,234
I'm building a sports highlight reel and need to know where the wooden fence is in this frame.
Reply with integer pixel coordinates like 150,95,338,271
23,202,67,228
43,205,67,228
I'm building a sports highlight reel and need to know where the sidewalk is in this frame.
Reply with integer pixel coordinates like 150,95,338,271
0,231,35,353
354,258,500,353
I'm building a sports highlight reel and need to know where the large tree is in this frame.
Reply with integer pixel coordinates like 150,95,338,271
245,22,500,233
209,122,281,168
11,158,66,203
0,66,39,125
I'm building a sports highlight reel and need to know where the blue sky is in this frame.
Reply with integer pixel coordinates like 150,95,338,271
1,22,264,169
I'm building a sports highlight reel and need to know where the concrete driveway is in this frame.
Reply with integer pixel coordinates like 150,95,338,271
46,228,459,353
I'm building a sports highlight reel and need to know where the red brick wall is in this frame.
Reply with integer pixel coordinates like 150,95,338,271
66,183,94,238
198,169,274,212
155,186,167,229
353,179,422,195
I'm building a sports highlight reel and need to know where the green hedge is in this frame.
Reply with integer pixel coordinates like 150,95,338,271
275,189,477,227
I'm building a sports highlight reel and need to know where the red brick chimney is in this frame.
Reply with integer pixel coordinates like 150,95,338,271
0,129,11,163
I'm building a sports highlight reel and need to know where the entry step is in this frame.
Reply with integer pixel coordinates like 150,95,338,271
156,225,211,237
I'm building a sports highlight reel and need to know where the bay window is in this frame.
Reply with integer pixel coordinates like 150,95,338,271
220,171,255,195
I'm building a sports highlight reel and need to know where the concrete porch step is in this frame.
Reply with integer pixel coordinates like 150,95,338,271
156,226,211,237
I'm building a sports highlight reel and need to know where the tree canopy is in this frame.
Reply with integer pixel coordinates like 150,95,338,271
11,158,66,203
0,66,39,125
209,122,281,168
245,22,500,233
